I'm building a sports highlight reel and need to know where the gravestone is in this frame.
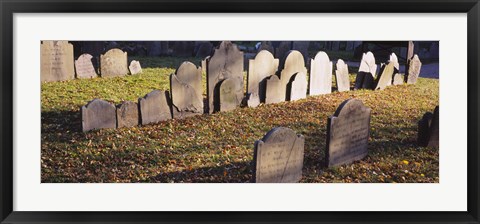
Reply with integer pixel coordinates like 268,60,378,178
335,59,350,92
145,41,162,56
265,75,283,104
309,51,333,95
219,78,242,112
254,127,305,183
100,48,129,77
81,99,116,132
75,53,97,79
287,72,307,101
172,41,195,57
293,41,310,62
257,41,274,54
406,54,422,84
279,50,307,101
196,42,213,58
354,52,377,90
138,90,172,125
326,99,371,167
393,74,405,85
418,106,439,147
374,62,395,90
116,101,139,128
206,41,244,113
201,56,210,75
247,50,279,107
275,41,291,61
129,60,142,75
388,53,403,85
41,40,75,82
170,61,203,118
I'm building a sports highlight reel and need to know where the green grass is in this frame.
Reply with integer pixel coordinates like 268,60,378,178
41,57,439,183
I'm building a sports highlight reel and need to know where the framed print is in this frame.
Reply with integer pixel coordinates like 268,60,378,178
1,0,479,223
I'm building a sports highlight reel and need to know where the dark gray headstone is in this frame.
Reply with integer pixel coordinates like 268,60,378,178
354,52,377,90
265,75,282,104
287,72,307,101
375,62,395,90
274,41,291,61
41,41,75,82
75,53,97,79
326,99,371,167
116,101,139,128
138,90,172,125
335,59,350,92
254,127,305,183
129,60,142,75
82,99,116,132
100,48,129,77
247,50,279,107
406,54,422,84
309,51,333,95
418,106,439,147
292,41,310,62
279,50,307,101
170,61,203,118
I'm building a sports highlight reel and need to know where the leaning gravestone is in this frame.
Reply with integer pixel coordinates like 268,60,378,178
75,53,97,79
265,75,283,104
309,51,333,95
335,59,350,92
129,60,142,75
354,52,377,90
100,48,129,77
418,106,439,147
406,54,422,84
116,101,139,128
81,99,116,132
206,41,244,113
170,61,203,118
326,99,371,167
138,90,172,125
41,40,75,82
247,50,279,107
254,127,305,183
219,78,242,112
279,50,307,101
287,72,307,101
374,62,395,90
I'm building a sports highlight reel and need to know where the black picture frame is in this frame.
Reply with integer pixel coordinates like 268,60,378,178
1,0,479,223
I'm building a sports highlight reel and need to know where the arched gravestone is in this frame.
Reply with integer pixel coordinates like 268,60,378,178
138,90,172,125
406,54,422,84
417,106,439,147
81,99,116,132
335,59,350,92
206,41,244,113
41,40,75,82
375,62,395,90
100,48,129,77
75,53,97,79
129,60,142,75
170,62,203,118
326,99,371,167
254,127,305,183
287,72,307,101
309,51,333,95
278,50,307,101
354,52,377,90
265,75,282,104
116,101,139,128
247,50,279,107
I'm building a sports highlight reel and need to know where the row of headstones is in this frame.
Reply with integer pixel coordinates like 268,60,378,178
253,99,438,183
41,41,142,82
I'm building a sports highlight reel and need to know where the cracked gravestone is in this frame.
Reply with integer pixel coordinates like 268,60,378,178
170,61,203,118
247,50,279,107
100,48,129,77
335,59,350,92
309,51,333,95
138,90,172,125
81,99,116,132
116,101,139,128
41,40,75,82
354,51,377,90
75,53,97,79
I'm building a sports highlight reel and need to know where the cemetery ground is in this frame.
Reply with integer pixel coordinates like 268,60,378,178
41,56,439,183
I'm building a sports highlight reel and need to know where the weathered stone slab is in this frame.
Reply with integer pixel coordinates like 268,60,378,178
335,59,350,92
170,61,203,118
326,99,371,167
75,53,97,79
309,51,333,95
129,60,142,75
393,73,405,85
219,78,242,112
354,52,377,90
265,75,282,104
254,127,305,183
41,41,75,82
418,106,439,147
247,50,279,107
138,90,172,125
81,99,116,132
116,101,139,128
279,50,307,101
206,41,244,113
100,48,129,77
406,54,422,84
287,72,307,101
375,62,395,90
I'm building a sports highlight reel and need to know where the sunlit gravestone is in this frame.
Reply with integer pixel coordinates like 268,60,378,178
41,40,75,82
246,50,279,107
81,99,116,132
335,59,350,92
138,90,172,125
374,62,395,90
277,50,307,101
116,101,139,128
75,53,97,79
309,51,333,95
406,54,422,84
264,75,283,104
170,61,203,118
287,72,307,101
100,48,129,77
129,60,142,75
354,52,377,90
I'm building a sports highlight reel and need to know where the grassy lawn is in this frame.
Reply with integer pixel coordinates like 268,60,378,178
41,56,439,183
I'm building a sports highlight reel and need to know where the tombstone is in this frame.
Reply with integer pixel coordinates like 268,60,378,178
326,99,371,167
206,41,244,113
335,59,350,92
287,72,307,101
100,48,129,77
81,99,116,132
219,78,242,112
354,52,377,90
279,50,307,101
292,41,310,62
393,74,405,85
116,101,139,128
247,50,279,107
41,40,75,82
128,60,142,75
418,106,439,147
309,51,333,95
274,41,291,61
374,62,395,90
172,41,195,57
406,54,422,84
265,75,283,104
196,42,213,58
257,41,274,54
170,62,203,118
138,90,172,125
75,53,97,79
254,127,305,183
